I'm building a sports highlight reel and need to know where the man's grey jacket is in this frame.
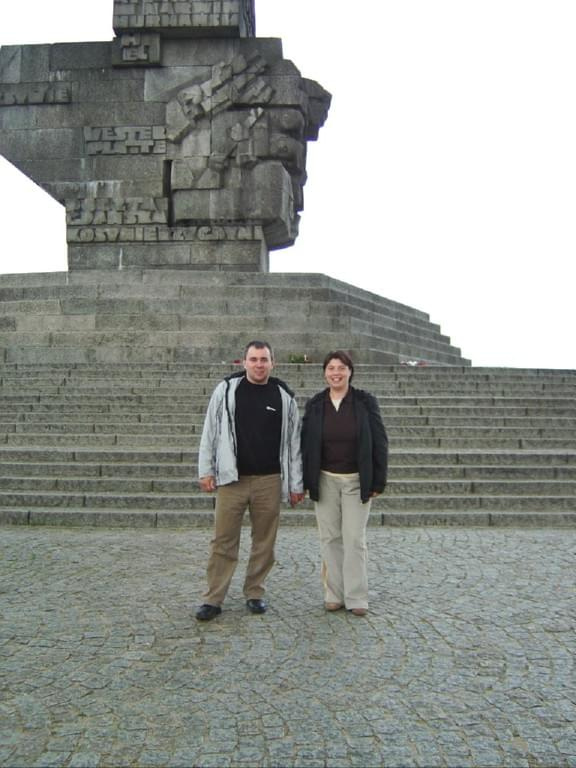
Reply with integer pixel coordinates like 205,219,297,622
198,373,304,502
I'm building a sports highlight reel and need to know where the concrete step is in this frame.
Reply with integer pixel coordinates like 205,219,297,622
7,304,454,347
2,366,575,394
3,400,573,416
3,413,576,430
0,462,197,478
377,495,576,511
0,344,464,367
2,475,576,497
2,367,575,387
4,460,576,481
2,418,576,439
2,394,576,412
1,446,575,465
1,361,573,380
2,372,576,391
391,464,576,479
3,407,576,424
0,271,470,366
3,433,576,451
2,458,575,477
1,506,572,528
0,448,196,464
1,489,574,514
0,270,436,326
2,446,575,464
0,334,466,366
1,360,576,525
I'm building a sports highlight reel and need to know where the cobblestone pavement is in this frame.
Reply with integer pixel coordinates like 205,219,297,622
0,525,574,768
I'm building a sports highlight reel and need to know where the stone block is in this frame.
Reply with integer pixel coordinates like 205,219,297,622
51,43,112,71
1,105,69,131
0,46,22,83
2,128,81,162
489,512,576,527
67,247,122,270
20,45,52,82
0,106,29,130
29,509,158,527
162,39,239,67
15,315,95,333
120,244,193,268
59,298,130,315
382,512,491,527
4,345,83,364
77,79,146,105
0,300,61,315
92,155,165,182
95,314,179,331
0,508,29,525
144,65,210,101
91,346,176,363
156,510,214,527
57,179,164,201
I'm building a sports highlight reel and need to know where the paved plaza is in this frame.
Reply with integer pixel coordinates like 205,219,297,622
0,524,574,768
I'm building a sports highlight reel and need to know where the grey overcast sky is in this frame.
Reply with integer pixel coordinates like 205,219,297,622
1,1,575,369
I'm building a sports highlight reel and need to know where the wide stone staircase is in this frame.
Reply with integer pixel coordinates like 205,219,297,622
1,361,575,527
0,270,469,366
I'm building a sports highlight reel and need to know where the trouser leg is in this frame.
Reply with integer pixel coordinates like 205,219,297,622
202,478,249,606
341,474,371,609
243,474,282,599
315,472,345,604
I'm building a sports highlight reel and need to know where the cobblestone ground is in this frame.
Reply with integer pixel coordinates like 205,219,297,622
0,525,574,768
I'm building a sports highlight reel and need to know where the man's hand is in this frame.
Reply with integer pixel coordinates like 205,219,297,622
199,475,217,492
290,492,305,508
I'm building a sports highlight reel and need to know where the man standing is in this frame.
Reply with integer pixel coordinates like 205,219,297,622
196,340,304,621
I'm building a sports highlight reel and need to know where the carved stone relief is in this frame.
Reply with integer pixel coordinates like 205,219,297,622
0,0,330,270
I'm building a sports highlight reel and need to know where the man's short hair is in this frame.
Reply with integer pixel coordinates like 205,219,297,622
243,340,274,360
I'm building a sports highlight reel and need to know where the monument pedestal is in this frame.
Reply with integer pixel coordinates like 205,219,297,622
68,228,269,272
0,269,469,366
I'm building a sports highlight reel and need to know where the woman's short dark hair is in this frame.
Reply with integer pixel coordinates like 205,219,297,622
322,350,354,382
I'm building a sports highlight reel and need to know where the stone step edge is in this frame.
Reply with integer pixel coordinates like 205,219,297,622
3,478,576,492
1,508,574,528
2,493,576,511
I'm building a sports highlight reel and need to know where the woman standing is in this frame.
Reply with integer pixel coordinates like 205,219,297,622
301,351,388,616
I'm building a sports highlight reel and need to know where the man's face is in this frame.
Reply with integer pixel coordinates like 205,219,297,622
243,345,274,385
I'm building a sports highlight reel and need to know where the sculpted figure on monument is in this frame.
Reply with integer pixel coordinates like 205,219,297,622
0,0,330,271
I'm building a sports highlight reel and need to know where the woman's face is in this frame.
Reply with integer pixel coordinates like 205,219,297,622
324,358,352,393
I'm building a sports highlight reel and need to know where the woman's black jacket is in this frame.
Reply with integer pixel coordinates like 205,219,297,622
301,386,389,503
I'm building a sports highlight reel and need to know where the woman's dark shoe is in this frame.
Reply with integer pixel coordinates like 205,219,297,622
195,604,222,621
246,598,267,614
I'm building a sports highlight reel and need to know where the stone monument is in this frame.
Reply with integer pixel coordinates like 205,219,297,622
0,2,469,366
0,0,331,272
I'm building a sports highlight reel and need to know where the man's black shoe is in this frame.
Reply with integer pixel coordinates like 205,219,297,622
195,604,222,621
246,598,267,614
